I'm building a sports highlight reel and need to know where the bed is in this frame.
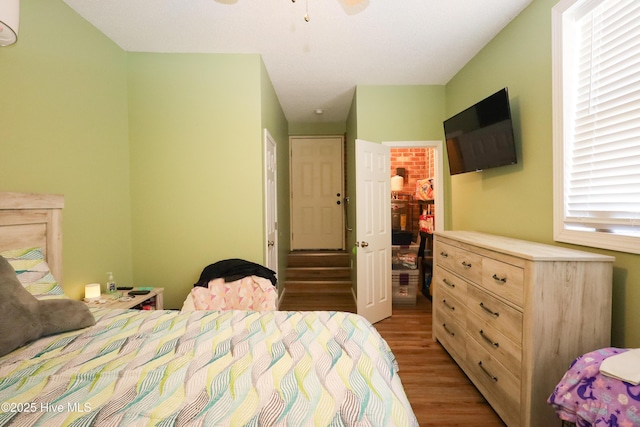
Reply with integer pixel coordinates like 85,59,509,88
0,192,418,427
548,347,640,427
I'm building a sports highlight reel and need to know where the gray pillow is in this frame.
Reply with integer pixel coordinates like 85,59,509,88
0,255,95,357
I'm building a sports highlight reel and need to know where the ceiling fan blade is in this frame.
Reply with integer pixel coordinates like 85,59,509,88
336,0,369,15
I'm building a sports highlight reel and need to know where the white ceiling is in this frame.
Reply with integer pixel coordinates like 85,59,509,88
62,0,533,124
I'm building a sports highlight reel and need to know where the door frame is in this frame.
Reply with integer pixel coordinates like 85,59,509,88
382,140,444,233
264,129,278,286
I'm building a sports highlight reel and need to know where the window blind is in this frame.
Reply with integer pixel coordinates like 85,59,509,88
565,0,640,237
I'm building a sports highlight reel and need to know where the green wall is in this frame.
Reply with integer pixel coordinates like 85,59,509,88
0,1,288,310
445,0,640,347
128,53,288,309
445,0,551,242
0,0,132,300
355,85,446,143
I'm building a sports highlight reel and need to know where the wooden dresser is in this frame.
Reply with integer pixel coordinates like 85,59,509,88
432,231,614,427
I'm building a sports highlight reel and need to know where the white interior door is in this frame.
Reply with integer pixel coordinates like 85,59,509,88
355,139,392,324
264,129,278,282
290,136,344,250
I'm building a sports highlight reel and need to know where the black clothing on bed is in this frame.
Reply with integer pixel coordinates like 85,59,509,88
194,258,277,288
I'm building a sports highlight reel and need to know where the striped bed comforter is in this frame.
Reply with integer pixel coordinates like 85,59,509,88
0,308,418,427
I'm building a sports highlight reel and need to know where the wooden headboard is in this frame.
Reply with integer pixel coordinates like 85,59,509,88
0,192,65,283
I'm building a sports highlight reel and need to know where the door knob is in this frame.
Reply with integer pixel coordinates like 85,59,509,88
267,240,275,247
361,241,369,247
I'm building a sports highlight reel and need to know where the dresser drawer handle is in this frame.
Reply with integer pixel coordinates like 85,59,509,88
442,299,455,311
492,274,507,283
479,329,500,348
442,323,455,337
461,261,472,269
442,278,455,289
440,251,449,258
478,361,498,382
479,302,500,318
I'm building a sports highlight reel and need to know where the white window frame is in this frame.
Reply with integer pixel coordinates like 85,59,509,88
552,0,640,254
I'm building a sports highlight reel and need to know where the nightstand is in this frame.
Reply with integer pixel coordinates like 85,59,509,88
85,287,164,310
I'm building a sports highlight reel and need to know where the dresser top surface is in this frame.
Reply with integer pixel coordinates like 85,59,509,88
435,230,615,262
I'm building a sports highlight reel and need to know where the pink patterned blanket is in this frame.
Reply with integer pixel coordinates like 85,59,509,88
190,275,278,311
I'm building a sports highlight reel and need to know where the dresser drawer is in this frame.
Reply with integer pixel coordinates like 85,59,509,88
435,239,483,284
435,241,458,272
434,304,467,361
452,246,483,284
433,265,467,301
466,284,523,345
482,257,524,307
466,337,521,427
435,282,467,323
467,310,522,378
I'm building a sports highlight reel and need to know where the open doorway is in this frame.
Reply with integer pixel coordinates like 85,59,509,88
382,140,444,235
382,140,444,299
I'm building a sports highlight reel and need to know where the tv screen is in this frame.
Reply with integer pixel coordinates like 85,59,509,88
443,88,517,175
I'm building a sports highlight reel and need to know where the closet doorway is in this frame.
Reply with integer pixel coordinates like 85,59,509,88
382,140,444,235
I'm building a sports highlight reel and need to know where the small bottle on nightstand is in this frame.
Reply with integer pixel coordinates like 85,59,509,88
106,272,116,294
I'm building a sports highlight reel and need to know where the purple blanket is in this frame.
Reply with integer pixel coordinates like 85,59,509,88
548,347,640,427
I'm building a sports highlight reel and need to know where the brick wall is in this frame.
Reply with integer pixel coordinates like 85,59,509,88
390,147,436,238
390,147,435,196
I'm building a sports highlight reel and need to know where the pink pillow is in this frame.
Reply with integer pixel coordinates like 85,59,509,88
191,276,277,311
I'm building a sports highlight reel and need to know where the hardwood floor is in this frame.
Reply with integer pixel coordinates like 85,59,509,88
279,288,506,426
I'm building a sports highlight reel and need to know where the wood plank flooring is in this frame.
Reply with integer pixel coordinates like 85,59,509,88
279,288,506,426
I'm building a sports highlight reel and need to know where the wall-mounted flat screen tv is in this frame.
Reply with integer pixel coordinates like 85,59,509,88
443,88,517,175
